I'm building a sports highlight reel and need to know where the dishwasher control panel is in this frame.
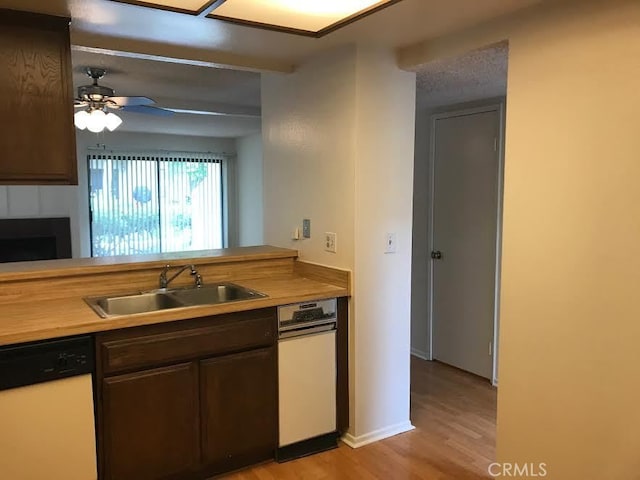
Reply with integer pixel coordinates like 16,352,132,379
278,298,337,332
0,335,94,391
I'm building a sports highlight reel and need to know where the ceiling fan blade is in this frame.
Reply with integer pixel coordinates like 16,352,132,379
120,105,174,116
109,96,155,107
74,100,88,107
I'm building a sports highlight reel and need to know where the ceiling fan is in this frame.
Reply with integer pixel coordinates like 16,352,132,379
74,67,173,133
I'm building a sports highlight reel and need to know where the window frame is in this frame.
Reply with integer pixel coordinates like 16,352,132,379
87,150,229,257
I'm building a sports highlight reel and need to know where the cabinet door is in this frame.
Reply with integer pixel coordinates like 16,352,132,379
0,10,77,184
102,362,199,480
200,347,277,474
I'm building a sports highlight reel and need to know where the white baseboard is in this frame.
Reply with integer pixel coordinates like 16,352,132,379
341,421,415,449
411,347,430,360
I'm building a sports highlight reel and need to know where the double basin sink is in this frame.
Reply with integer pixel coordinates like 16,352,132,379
85,283,267,318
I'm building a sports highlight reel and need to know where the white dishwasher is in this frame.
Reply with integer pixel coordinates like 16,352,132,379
277,298,338,462
0,336,97,480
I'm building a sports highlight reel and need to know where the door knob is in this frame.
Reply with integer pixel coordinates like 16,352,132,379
431,250,442,260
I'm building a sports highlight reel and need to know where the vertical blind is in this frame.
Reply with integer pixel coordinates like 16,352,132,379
88,151,224,257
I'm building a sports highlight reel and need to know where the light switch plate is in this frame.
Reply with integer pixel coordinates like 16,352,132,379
302,219,311,238
385,233,397,254
325,232,337,253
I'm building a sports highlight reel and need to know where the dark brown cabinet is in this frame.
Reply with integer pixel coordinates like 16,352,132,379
200,348,277,476
95,309,278,480
0,10,77,185
102,363,200,480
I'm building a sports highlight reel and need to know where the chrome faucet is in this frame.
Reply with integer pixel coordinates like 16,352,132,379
159,264,203,289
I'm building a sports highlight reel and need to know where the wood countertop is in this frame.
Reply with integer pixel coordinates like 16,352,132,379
0,246,351,346
0,274,348,347
0,245,297,282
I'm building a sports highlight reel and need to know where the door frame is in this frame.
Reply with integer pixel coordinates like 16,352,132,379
427,103,505,386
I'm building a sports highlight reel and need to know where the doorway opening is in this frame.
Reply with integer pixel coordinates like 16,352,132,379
409,41,508,477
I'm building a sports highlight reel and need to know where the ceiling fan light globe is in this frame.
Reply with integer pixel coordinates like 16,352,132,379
74,110,90,130
105,112,123,132
86,109,107,133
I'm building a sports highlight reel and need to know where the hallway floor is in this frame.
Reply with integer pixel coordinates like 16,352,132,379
223,357,497,479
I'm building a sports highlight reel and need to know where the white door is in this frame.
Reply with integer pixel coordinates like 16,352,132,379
431,109,500,379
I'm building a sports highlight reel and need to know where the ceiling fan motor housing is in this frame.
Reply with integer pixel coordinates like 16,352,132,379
78,84,115,102
74,66,170,117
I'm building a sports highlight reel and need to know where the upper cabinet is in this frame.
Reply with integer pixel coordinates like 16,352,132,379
0,9,77,185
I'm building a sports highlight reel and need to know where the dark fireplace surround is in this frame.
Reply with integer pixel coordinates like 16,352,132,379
0,218,72,263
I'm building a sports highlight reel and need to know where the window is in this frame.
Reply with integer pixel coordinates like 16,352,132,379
88,151,224,257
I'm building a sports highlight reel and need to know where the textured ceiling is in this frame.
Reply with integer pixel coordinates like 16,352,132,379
414,43,508,110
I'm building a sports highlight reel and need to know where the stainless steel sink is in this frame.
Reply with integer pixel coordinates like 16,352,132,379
85,283,267,318
95,292,184,316
169,284,266,306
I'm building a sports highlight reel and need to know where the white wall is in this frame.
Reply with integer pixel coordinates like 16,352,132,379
497,2,640,478
262,45,416,444
75,130,236,256
351,46,416,440
236,133,264,246
262,46,357,269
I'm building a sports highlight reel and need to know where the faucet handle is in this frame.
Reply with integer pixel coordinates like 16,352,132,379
159,264,171,288
189,265,203,287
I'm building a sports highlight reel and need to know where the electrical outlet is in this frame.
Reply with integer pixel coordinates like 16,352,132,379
385,233,397,254
302,219,311,238
325,232,337,253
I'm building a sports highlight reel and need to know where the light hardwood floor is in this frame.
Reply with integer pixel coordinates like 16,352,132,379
224,357,497,479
